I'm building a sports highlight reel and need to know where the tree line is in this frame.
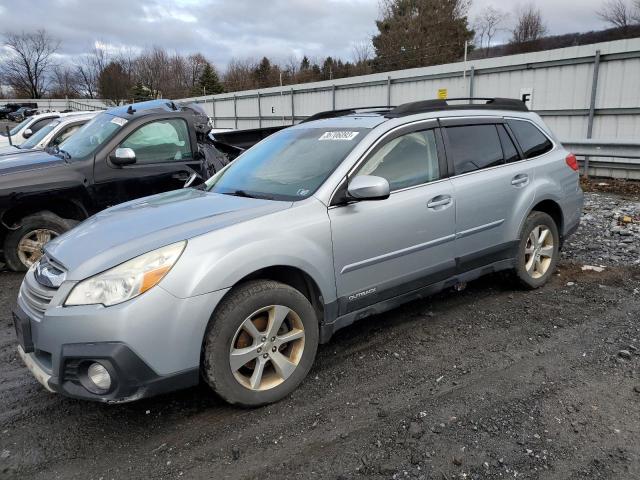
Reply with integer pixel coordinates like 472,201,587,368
1,0,639,102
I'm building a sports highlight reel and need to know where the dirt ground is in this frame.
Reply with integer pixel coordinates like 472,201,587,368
1,197,639,479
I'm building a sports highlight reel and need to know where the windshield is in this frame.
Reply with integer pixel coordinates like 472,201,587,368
1,117,31,137
20,120,60,149
58,113,125,159
207,127,366,201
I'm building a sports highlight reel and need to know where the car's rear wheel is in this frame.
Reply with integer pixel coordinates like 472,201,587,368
514,211,559,289
3,211,78,271
202,280,319,407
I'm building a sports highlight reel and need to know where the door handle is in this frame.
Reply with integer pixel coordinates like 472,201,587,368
172,172,190,181
427,195,452,209
511,174,529,187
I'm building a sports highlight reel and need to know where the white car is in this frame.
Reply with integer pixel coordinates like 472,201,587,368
0,112,98,156
0,111,94,148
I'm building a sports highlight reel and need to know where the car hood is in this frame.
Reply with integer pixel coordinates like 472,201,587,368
45,188,293,280
0,150,62,173
0,145,33,157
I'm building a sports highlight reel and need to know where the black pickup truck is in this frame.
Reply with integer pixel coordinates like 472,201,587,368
0,100,233,271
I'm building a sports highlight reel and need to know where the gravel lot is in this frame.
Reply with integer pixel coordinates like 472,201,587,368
0,191,639,480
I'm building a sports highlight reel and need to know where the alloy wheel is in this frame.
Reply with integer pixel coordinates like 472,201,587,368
524,224,554,279
229,305,305,391
17,229,58,268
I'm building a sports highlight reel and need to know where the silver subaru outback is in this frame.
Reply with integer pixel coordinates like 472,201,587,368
14,98,583,406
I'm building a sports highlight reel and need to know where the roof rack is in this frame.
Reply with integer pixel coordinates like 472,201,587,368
301,106,395,123
385,98,528,118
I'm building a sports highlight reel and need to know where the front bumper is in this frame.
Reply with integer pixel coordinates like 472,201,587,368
17,342,199,402
14,270,229,402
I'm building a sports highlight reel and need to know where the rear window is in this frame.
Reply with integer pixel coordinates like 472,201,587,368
507,120,553,158
446,125,504,175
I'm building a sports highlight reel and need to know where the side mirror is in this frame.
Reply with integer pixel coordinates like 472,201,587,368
111,147,136,166
347,175,390,201
22,128,33,139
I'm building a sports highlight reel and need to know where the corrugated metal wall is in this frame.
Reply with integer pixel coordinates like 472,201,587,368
178,38,640,178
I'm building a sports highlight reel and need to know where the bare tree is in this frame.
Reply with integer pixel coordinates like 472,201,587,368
223,58,258,92
134,46,171,98
474,6,508,55
1,29,60,98
50,65,81,98
76,45,108,98
186,53,208,91
511,4,548,43
597,0,639,27
352,40,374,75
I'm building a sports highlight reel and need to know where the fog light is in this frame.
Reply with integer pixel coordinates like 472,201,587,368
87,362,111,391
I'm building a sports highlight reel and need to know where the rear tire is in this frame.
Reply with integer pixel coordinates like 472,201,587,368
514,211,559,289
3,211,78,271
202,280,319,407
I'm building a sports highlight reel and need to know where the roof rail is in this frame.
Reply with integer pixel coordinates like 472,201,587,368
301,106,395,123
386,97,528,118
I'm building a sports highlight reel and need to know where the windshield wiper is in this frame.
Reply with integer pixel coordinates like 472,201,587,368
225,189,273,200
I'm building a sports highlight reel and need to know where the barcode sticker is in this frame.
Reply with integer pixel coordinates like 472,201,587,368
110,117,128,126
319,131,359,141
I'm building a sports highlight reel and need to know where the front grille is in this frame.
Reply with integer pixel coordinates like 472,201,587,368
63,359,82,385
19,270,57,319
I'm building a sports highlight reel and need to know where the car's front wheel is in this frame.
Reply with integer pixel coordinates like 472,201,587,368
514,211,559,289
202,280,319,407
3,211,78,271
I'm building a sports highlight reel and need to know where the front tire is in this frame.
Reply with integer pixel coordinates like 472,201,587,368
202,280,319,407
514,211,559,289
3,211,78,271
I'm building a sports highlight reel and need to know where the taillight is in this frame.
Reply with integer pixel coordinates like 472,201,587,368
565,153,579,171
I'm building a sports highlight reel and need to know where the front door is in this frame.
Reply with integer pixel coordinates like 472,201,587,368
329,125,456,315
93,117,204,209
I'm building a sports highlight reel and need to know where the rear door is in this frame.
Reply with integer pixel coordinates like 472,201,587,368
329,121,456,315
93,117,205,208
442,118,535,270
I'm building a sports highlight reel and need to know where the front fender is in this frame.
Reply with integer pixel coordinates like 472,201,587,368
161,200,336,304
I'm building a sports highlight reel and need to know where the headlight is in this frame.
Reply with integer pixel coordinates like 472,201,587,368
65,241,186,307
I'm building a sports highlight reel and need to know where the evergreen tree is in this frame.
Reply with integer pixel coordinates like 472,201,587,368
130,81,152,102
195,63,224,96
372,0,474,72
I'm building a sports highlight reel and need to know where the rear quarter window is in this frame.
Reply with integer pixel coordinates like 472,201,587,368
507,119,553,158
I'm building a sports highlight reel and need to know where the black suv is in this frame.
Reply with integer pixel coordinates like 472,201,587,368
0,103,38,120
0,100,229,271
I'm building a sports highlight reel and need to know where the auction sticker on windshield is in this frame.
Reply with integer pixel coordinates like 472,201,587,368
110,117,128,127
319,131,359,141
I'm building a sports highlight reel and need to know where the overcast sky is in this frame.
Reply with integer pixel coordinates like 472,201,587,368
0,0,611,69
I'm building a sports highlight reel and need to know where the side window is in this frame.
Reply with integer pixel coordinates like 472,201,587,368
29,118,54,133
446,125,504,175
507,120,553,158
357,129,440,191
497,125,520,163
120,119,192,164
51,124,81,146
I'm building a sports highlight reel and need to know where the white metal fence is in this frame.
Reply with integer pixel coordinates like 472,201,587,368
1,98,109,111
177,37,640,178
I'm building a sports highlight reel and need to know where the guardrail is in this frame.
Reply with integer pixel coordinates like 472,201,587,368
561,139,640,179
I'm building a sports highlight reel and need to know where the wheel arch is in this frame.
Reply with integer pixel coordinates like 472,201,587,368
530,198,564,235
215,264,327,328
1,196,89,229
